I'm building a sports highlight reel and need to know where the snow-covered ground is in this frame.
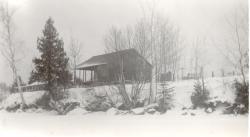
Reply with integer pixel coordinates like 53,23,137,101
0,110,247,137
0,76,248,137
1,90,46,109
64,76,238,109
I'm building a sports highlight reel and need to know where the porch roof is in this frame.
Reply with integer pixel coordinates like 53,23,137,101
76,62,107,70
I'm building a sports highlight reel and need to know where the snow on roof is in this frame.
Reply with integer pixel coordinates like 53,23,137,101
76,63,107,69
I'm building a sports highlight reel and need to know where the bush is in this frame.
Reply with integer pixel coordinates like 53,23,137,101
156,82,174,113
35,92,51,110
3,91,46,112
0,92,8,103
191,81,210,109
5,103,21,112
0,82,10,103
35,88,69,111
48,89,81,115
51,88,69,101
231,80,249,114
85,95,112,112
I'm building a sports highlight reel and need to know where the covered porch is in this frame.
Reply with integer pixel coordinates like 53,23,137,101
75,63,106,86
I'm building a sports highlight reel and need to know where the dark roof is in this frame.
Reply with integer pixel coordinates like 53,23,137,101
76,48,151,69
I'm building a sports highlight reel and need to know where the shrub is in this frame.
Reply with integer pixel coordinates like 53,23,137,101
156,82,174,113
0,91,8,103
191,80,209,109
0,82,10,103
85,95,112,112
35,92,51,110
36,88,75,115
230,80,249,114
5,103,20,112
51,87,69,101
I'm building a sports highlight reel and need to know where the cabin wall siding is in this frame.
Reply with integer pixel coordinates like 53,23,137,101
77,49,152,85
98,52,152,82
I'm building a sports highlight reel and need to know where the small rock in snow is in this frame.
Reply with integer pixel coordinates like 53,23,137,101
106,107,119,115
182,107,187,110
67,107,88,115
26,108,36,113
131,107,145,115
182,112,188,115
205,107,213,113
115,102,123,108
16,109,23,113
145,103,159,110
190,113,196,116
119,110,130,115
154,111,161,115
239,104,245,108
35,108,44,113
147,108,156,114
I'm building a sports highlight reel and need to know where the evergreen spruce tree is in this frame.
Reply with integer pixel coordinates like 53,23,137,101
30,17,71,100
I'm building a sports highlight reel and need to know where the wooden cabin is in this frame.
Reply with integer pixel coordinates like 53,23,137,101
76,49,152,86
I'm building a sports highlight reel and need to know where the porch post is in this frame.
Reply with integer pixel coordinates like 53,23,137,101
94,66,97,82
82,70,84,83
91,70,93,82
78,69,80,85
82,69,85,83
79,70,82,85
84,70,86,82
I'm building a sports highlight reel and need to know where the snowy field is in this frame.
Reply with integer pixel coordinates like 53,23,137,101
0,111,248,137
0,76,248,137
64,76,238,109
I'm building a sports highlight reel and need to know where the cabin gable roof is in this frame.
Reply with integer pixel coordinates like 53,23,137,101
76,48,152,69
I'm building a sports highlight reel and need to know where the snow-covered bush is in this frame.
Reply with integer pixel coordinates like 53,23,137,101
67,106,88,115
144,103,159,114
0,82,10,103
47,88,83,115
0,90,9,104
223,80,248,115
49,100,80,115
191,81,210,109
130,80,147,108
104,86,122,108
156,82,174,113
84,94,112,112
230,80,248,114
2,91,46,112
35,92,51,110
50,88,70,102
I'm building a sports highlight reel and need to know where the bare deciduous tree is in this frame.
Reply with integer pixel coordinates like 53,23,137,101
192,37,207,80
103,0,183,106
69,36,83,85
104,26,125,53
133,20,151,59
218,4,248,85
0,2,26,108
155,16,182,81
103,12,182,106
104,26,133,109
138,0,182,103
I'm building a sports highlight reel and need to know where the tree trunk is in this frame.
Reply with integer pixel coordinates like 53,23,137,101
74,58,76,85
200,67,205,93
13,67,26,109
149,78,153,104
118,57,132,109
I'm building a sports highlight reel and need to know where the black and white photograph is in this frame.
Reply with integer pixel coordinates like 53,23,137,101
0,0,248,137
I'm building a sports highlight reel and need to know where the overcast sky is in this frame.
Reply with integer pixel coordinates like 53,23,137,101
0,0,247,84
